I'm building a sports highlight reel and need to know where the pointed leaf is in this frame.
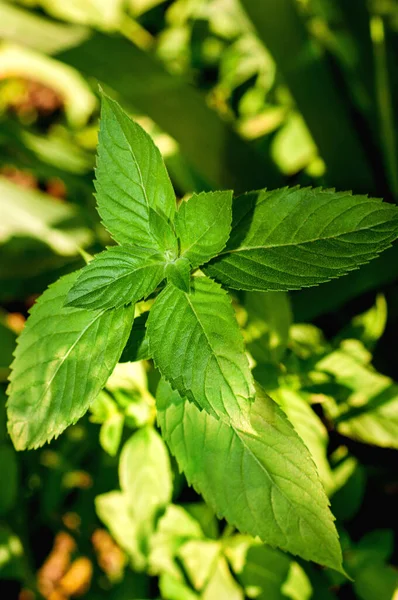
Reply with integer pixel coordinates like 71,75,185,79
147,277,255,422
7,271,134,450
157,379,344,573
66,246,166,310
175,191,233,269
119,427,172,521
205,187,398,291
96,94,176,248
165,257,191,293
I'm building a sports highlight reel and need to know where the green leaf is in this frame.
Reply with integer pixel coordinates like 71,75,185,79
157,379,344,573
7,271,134,450
147,277,255,422
159,572,199,600
66,246,166,310
202,556,243,600
95,491,146,570
239,544,291,600
96,93,176,248
149,207,178,256
335,294,387,350
178,540,220,591
273,388,333,493
315,349,398,448
99,412,124,457
205,187,398,292
0,176,92,256
120,312,151,362
244,291,292,364
175,191,233,269
119,427,172,523
149,504,204,579
165,257,191,293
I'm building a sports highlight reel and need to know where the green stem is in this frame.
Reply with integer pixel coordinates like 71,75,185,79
371,15,398,200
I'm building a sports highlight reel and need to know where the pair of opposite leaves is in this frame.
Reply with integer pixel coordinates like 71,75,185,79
7,94,398,576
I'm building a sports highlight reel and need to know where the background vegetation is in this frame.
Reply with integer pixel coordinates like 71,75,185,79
0,0,397,598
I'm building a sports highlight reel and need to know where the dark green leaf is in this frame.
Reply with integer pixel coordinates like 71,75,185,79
120,313,151,363
206,187,398,291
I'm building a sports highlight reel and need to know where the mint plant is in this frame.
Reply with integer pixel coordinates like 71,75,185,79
7,94,398,576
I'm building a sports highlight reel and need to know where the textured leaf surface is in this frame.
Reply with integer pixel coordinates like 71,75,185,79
66,246,166,310
165,257,191,293
147,277,255,422
96,94,176,248
175,191,233,269
157,379,343,572
205,187,398,291
7,271,135,450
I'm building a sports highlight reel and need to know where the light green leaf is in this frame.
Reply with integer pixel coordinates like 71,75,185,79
99,412,124,457
0,177,92,256
159,572,199,600
165,257,191,293
175,191,233,269
244,291,292,364
178,540,220,591
119,427,172,524
202,556,243,600
205,187,398,291
336,294,387,350
149,504,204,579
95,491,146,570
282,562,312,600
7,271,134,450
66,246,166,310
157,379,344,573
316,350,398,448
96,94,176,249
148,277,255,422
273,388,333,493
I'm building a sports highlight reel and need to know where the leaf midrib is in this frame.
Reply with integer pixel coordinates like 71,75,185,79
183,287,251,416
219,219,397,257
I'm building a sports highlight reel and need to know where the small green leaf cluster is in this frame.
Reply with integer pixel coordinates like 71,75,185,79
7,93,398,576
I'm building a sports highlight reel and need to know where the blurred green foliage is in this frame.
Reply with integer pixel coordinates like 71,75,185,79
1,0,398,598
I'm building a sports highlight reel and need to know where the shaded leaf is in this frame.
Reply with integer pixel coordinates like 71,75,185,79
206,187,398,291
